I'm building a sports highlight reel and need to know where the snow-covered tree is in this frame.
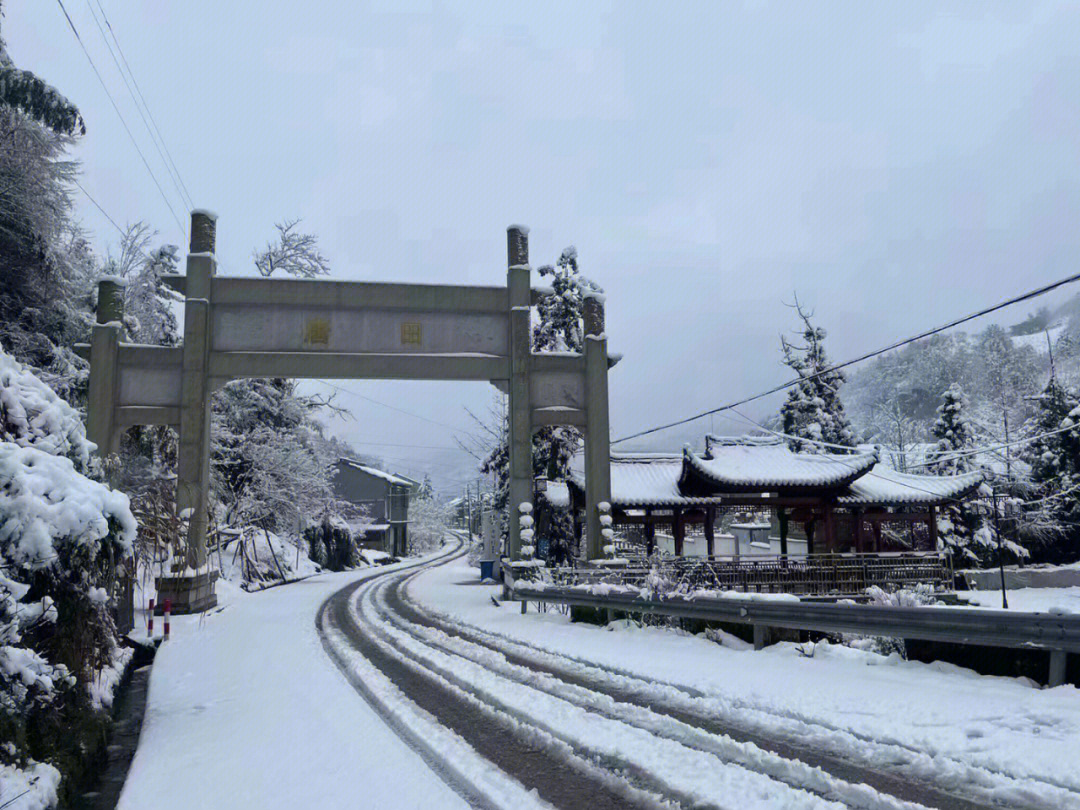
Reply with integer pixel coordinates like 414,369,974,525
0,347,135,794
1020,378,1080,561
923,384,980,562
869,397,922,472
778,300,855,452
101,223,181,347
416,474,435,501
0,106,96,401
929,384,974,475
409,495,452,555
211,378,336,534
0,22,84,136
254,219,331,279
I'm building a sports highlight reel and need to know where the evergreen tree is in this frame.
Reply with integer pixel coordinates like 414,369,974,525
927,384,980,562
0,17,84,136
929,384,974,475
417,474,435,500
778,300,855,452
1022,377,1080,562
0,17,95,404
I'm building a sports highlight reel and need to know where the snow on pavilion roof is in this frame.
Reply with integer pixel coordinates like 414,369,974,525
570,453,726,507
837,465,984,507
565,439,981,510
681,436,877,493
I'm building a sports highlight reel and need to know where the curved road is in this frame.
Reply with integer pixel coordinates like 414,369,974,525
317,543,1021,810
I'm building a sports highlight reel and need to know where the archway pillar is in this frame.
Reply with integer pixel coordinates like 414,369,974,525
506,225,533,560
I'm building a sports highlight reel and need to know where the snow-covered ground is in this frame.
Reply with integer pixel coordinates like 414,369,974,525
961,586,1080,614
118,553,469,810
408,555,1080,808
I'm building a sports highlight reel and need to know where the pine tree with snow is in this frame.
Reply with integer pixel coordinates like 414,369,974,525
778,300,855,452
1021,377,1080,562
417,474,435,501
929,384,974,475
925,384,981,562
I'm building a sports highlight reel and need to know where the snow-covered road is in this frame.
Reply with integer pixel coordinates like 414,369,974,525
119,541,1080,810
117,549,471,810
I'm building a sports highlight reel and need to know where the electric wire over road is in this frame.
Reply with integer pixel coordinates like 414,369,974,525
613,269,1080,445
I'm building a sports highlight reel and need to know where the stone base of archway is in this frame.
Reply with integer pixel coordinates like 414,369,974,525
154,570,220,615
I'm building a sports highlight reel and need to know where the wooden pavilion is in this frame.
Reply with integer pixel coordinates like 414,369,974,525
567,436,984,556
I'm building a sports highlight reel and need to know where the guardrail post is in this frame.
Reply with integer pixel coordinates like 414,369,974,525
1049,650,1067,688
753,624,769,651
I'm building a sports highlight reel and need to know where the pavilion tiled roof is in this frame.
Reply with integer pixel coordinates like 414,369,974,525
569,453,727,508
837,465,984,507
565,436,983,511
680,436,877,494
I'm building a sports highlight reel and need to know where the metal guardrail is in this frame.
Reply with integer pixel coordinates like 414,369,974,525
512,583,1078,686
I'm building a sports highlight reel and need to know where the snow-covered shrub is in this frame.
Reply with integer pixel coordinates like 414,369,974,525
841,584,941,658
0,349,93,471
0,348,135,800
302,516,357,573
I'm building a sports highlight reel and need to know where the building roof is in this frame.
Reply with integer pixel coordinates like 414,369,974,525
568,437,982,511
570,453,730,507
837,465,984,507
682,436,877,493
337,459,414,488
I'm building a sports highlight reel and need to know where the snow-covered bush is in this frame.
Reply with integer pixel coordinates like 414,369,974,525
0,349,93,471
302,516,357,573
0,348,135,801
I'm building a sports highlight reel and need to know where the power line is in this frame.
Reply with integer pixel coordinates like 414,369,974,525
83,0,193,211
72,177,123,236
347,440,466,451
91,0,194,209
315,379,479,437
54,0,187,239
612,269,1080,445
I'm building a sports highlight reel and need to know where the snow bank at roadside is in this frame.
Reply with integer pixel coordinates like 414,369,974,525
960,586,1080,615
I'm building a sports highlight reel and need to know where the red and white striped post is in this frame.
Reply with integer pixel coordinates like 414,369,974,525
163,599,172,640
147,598,155,637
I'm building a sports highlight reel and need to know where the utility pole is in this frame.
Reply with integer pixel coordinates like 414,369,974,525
993,487,1008,610
466,485,474,543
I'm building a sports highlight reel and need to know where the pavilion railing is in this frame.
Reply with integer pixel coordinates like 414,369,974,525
551,551,952,598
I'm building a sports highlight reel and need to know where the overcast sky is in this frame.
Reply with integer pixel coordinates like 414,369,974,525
10,1,1080,492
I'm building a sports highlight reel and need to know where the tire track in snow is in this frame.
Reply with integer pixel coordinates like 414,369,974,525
319,543,669,810
356,571,858,810
399,558,1076,810
369,573,916,810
